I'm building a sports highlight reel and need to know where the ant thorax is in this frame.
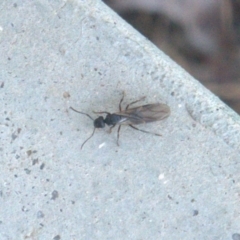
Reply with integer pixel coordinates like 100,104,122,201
104,114,123,126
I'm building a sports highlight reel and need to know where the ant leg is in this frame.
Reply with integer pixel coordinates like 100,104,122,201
125,96,146,110
129,124,162,136
108,124,115,133
117,125,121,146
93,111,111,115
119,91,125,111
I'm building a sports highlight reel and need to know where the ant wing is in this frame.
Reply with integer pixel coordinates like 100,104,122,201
117,103,170,125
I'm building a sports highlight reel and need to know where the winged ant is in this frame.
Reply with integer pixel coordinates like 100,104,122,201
70,92,170,149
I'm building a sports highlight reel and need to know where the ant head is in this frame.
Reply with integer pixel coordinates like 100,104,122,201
94,116,105,128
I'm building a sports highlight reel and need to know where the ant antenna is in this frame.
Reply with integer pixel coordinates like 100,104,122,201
70,106,94,121
70,106,97,149
81,128,96,149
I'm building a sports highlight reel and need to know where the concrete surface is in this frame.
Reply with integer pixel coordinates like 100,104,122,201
0,0,240,239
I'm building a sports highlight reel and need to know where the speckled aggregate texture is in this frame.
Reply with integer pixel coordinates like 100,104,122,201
0,0,240,239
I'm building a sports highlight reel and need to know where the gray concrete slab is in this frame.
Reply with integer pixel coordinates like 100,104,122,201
0,0,240,239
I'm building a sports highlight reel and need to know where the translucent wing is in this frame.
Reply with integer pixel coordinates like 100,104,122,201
116,103,170,125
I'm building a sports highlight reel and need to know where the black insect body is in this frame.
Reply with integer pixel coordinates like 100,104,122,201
70,93,170,149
